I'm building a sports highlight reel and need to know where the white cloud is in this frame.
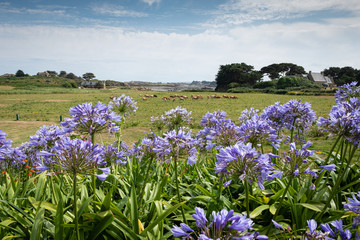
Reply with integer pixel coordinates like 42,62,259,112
211,0,360,25
0,17,359,82
92,4,148,17
142,0,161,6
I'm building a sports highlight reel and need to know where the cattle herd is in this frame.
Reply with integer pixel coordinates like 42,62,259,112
136,94,239,101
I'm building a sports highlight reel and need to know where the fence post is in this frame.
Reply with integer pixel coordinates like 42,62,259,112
16,114,19,121
60,115,63,122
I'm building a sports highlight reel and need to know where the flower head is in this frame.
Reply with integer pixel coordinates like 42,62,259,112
171,207,268,240
61,102,121,136
215,142,278,189
109,94,138,117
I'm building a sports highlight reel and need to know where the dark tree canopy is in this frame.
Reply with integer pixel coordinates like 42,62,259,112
15,70,25,77
59,71,67,77
83,72,96,81
215,63,262,91
260,63,306,80
324,66,360,86
66,73,77,79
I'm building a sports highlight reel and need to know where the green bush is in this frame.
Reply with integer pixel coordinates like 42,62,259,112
62,82,72,88
253,81,276,89
277,76,320,89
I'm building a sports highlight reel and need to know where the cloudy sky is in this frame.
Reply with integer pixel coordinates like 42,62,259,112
1,0,360,82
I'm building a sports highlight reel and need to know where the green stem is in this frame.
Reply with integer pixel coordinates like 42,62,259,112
267,175,294,235
73,174,80,240
138,156,154,208
174,158,187,224
244,180,250,217
315,143,356,221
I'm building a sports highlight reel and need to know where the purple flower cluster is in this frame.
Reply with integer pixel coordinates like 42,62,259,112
261,99,316,134
318,94,360,146
151,106,192,132
171,207,268,239
162,129,198,165
335,82,360,104
305,219,354,240
238,109,280,149
0,130,27,171
215,142,279,189
109,94,138,117
197,111,241,150
61,102,121,136
0,129,12,149
37,137,109,180
344,192,360,227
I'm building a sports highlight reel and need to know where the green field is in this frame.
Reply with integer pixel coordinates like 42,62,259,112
0,87,335,147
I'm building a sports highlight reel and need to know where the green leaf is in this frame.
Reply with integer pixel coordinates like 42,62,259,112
269,203,277,215
141,201,185,237
54,183,64,240
30,207,45,240
250,205,269,218
101,189,113,212
112,218,143,240
297,203,324,212
89,211,114,240
130,183,139,234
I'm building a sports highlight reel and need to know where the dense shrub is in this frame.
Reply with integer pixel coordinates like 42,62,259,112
253,81,276,89
277,76,320,89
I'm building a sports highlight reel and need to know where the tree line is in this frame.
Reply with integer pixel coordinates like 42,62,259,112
10,70,96,81
215,63,360,91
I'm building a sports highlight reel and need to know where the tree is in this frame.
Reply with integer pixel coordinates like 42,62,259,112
59,71,67,77
323,66,360,86
66,73,77,79
261,63,306,80
15,70,25,77
82,73,96,81
215,63,262,91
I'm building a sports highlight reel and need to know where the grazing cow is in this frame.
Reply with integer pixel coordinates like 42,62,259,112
142,97,147,101
223,95,229,98
230,96,238,99
110,96,114,100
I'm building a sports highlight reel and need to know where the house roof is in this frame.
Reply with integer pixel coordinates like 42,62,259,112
309,72,333,84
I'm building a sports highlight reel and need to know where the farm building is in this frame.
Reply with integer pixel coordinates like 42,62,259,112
307,71,335,87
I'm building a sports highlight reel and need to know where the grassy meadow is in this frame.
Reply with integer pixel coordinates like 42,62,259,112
0,87,336,150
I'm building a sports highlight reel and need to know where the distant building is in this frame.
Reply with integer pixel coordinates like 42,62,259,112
1,73,15,77
37,71,51,77
307,71,335,87
81,80,105,89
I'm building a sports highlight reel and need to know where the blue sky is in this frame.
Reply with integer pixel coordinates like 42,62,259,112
1,0,360,82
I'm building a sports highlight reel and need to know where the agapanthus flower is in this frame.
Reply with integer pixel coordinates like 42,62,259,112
101,145,128,165
238,108,260,125
320,219,352,240
151,106,192,132
36,137,108,180
171,207,268,240
305,219,329,239
215,142,279,189
335,82,360,104
109,94,138,117
261,100,316,135
238,111,280,149
0,129,12,149
161,129,198,165
0,147,27,171
197,111,241,150
344,191,360,227
61,102,121,136
275,141,315,177
317,97,360,146
29,125,67,149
